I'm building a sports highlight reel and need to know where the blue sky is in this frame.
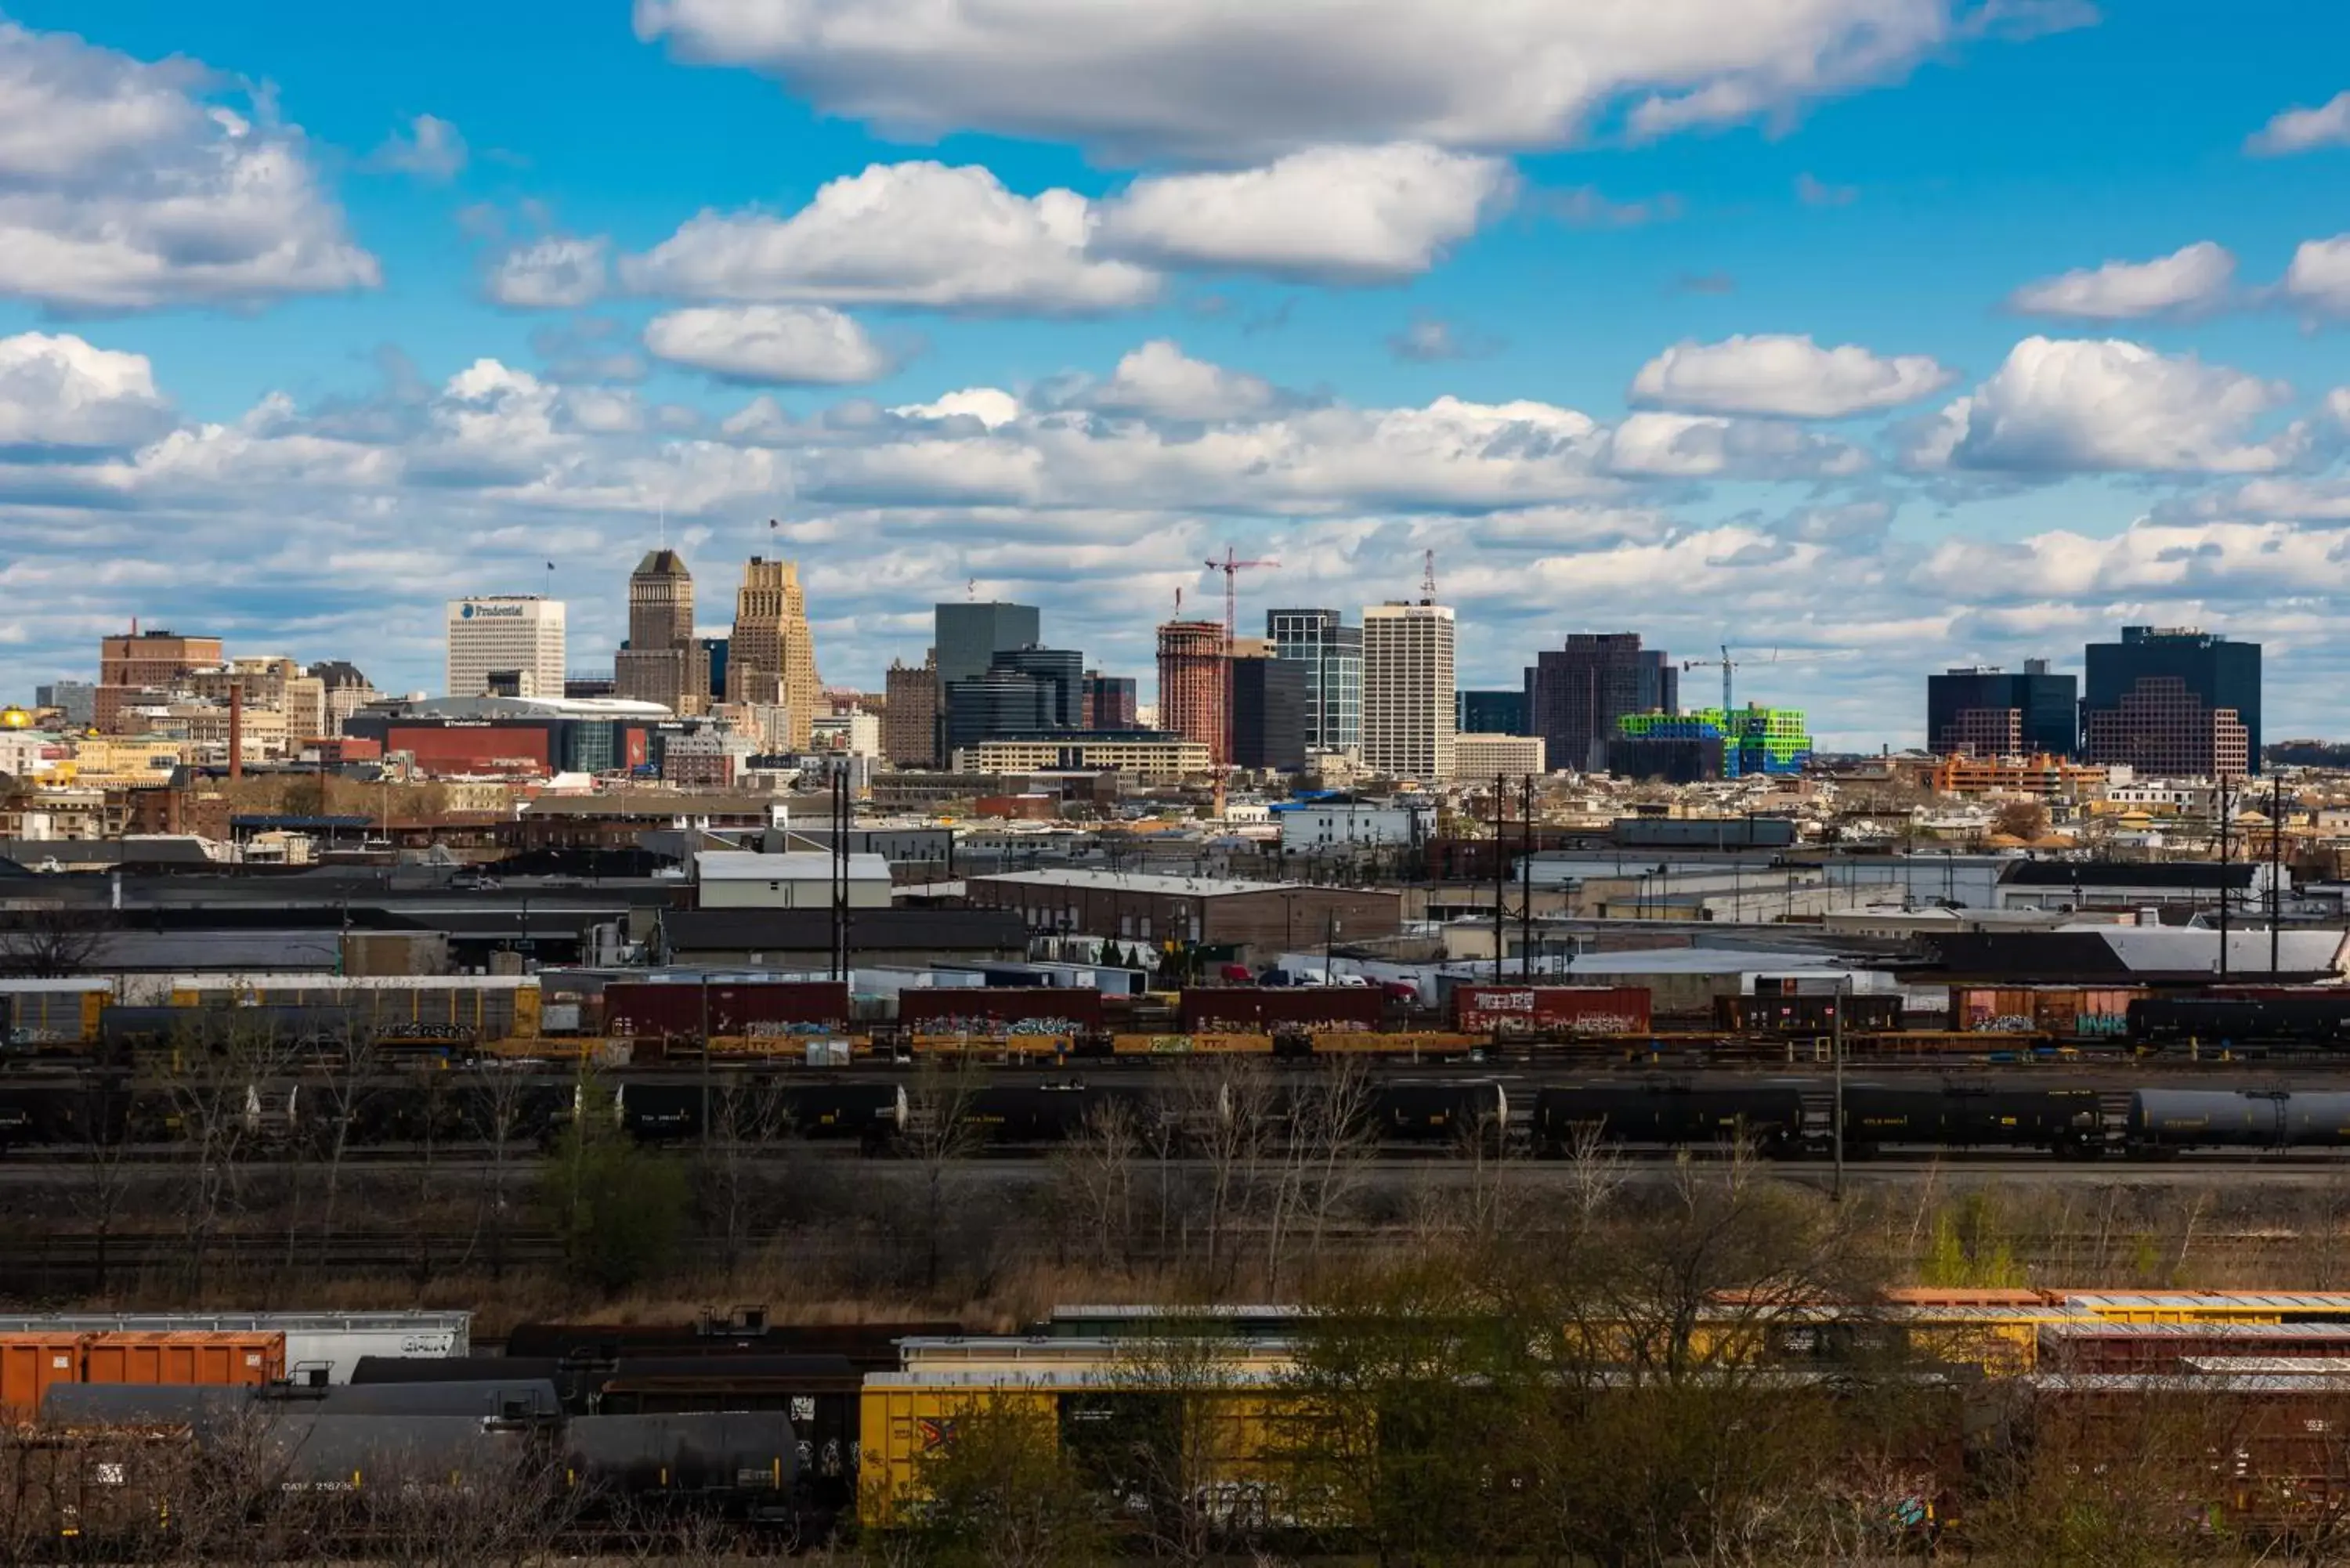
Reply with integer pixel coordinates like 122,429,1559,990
3,0,2350,748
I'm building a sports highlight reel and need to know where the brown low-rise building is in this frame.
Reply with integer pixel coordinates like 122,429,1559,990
960,868,1400,959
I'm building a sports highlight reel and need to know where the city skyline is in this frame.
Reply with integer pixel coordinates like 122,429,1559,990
2,5,2349,748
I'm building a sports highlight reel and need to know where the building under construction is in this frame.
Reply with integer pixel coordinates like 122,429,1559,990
1156,620,1227,764
1612,705,1812,780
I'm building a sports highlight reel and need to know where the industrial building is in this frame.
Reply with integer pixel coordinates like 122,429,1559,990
1927,660,2077,757
959,868,1401,956
444,596,565,699
1361,602,1455,782
692,850,892,909
2081,626,2260,779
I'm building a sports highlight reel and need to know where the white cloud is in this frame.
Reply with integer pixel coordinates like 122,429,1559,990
487,237,609,309
1605,411,1867,478
643,305,894,384
634,0,2066,161
371,114,468,181
2280,235,2350,317
2008,241,2236,320
1088,340,1279,422
1388,316,1499,363
0,332,173,450
1629,334,1953,418
624,161,1157,313
888,388,1024,429
0,22,378,309
1794,172,1857,207
2248,91,2350,156
1907,336,2305,474
1094,146,1513,283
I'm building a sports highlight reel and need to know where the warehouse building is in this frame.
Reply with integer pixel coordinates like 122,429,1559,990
960,868,1400,958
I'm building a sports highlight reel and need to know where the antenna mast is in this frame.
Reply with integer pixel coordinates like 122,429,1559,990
1421,549,1437,602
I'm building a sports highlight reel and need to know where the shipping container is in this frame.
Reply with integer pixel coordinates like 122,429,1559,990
0,1335,86,1417
1450,985,1651,1037
603,981,851,1041
1716,994,1904,1035
2040,1321,2350,1375
81,1332,281,1388
1178,987,1385,1033
0,1313,468,1383
898,987,1103,1032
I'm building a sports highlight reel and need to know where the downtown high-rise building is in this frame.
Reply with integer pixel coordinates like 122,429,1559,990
1361,602,1456,782
1926,659,2077,758
725,557,822,749
613,548,710,715
95,628,224,732
883,654,938,767
1157,620,1227,764
444,596,565,700
1524,633,1675,773
1266,609,1362,754
2081,626,2260,779
1230,651,1307,772
934,601,1041,760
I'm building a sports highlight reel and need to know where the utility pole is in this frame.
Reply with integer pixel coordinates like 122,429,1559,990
2218,781,2232,980
830,768,851,983
1520,774,1535,982
699,972,711,1151
1492,774,1507,985
2273,771,2285,976
1831,973,1846,1203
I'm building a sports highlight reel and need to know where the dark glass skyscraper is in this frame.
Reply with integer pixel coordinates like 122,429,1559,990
1267,609,1361,753
2081,626,2261,777
1230,655,1307,771
1926,659,2078,757
1458,689,1526,734
1524,633,1674,773
934,602,1041,757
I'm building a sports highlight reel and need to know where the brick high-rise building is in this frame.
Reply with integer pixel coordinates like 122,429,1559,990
884,654,938,767
725,556,822,750
1157,620,1227,764
1524,633,1673,774
1084,673,1137,731
1361,602,1456,782
96,628,223,732
613,548,710,715
2081,626,2260,779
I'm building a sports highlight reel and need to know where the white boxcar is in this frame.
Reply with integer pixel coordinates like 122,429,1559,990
0,1311,470,1383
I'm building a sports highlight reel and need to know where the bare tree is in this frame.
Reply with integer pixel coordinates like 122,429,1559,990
703,1071,792,1280
1054,1096,1141,1272
163,1010,306,1298
1176,1057,1274,1289
899,1053,987,1291
0,900,110,977
1264,1055,1378,1292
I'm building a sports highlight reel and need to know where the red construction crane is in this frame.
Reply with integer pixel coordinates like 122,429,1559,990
1205,546,1278,645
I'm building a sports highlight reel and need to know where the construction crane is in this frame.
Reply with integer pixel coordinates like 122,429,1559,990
1203,547,1278,822
1680,645,1832,712
1205,546,1278,644
1683,645,1744,713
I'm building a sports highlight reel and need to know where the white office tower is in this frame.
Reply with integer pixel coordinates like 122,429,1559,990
445,596,566,698
1361,602,1457,782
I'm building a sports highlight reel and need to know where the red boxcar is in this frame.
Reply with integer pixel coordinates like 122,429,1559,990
603,981,851,1040
1179,987,1386,1032
898,988,1105,1031
1451,985,1651,1037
